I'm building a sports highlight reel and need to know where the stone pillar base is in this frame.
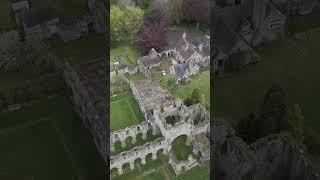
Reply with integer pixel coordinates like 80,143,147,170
132,136,136,144
142,133,147,140
121,140,126,148
141,158,146,165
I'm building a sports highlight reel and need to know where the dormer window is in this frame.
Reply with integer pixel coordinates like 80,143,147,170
269,19,281,29
241,24,250,34
299,7,312,15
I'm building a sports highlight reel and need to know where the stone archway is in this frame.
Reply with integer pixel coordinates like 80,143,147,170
122,162,130,173
157,148,164,158
145,153,153,163
134,158,142,167
111,167,118,176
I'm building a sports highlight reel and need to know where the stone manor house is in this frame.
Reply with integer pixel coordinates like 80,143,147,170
110,79,210,176
212,0,320,74
136,32,210,83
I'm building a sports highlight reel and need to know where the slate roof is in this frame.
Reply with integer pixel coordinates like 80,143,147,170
24,7,58,27
141,57,161,67
212,1,253,55
173,63,189,79
117,63,128,70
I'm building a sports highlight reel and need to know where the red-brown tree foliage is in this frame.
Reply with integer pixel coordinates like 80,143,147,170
137,8,168,54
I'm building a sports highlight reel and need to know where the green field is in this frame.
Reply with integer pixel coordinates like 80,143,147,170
173,70,210,106
110,42,141,71
110,92,145,132
0,0,15,31
49,34,107,64
0,96,105,180
214,29,320,133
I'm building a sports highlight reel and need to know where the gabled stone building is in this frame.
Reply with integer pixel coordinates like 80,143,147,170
212,0,287,74
169,32,210,83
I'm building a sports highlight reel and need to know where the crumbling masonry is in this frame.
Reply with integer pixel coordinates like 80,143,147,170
110,79,210,175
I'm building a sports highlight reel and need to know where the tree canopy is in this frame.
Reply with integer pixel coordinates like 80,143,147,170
110,5,144,45
137,8,168,53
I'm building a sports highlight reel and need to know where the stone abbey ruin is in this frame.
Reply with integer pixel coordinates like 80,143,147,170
110,79,210,175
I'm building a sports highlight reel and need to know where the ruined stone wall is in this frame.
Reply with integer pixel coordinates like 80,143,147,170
110,120,157,151
110,137,170,175
0,31,19,72
212,119,320,180
63,63,107,163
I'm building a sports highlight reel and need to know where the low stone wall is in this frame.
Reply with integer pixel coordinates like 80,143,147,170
169,153,199,175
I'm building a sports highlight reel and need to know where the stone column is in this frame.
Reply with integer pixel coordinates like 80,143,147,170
111,144,115,152
130,161,134,170
121,140,126,148
152,152,157,160
185,136,191,146
132,135,136,144
142,132,147,140
141,157,146,165
152,124,158,135
163,148,168,155
118,166,123,175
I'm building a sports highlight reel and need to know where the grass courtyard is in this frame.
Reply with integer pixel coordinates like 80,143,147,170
110,92,145,132
110,42,141,71
0,96,105,180
214,28,320,133
171,135,194,161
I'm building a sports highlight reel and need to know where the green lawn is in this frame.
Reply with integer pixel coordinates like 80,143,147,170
110,92,145,132
49,34,107,64
0,0,15,31
171,135,194,161
0,96,106,180
173,70,210,106
110,42,141,71
214,29,320,133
